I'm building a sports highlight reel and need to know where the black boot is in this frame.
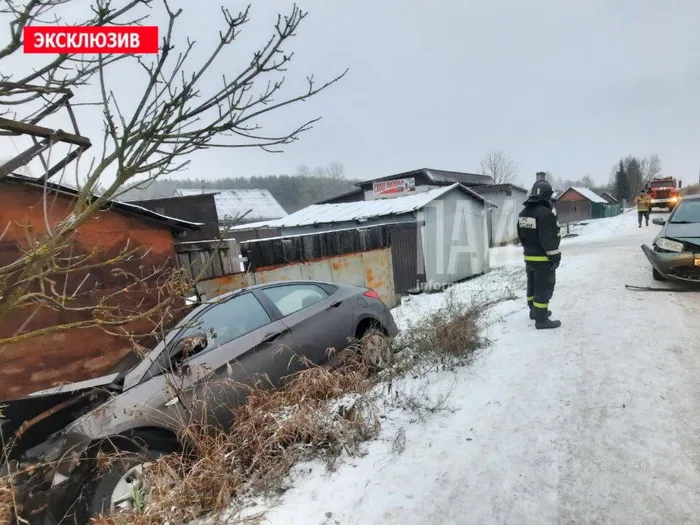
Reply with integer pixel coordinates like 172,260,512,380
535,307,561,329
529,307,552,320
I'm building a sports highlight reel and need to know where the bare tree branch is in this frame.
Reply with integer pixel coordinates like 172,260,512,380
0,0,345,350
479,149,521,185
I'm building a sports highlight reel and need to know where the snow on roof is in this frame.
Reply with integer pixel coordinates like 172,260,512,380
262,183,489,229
176,188,287,221
568,187,607,204
227,219,277,231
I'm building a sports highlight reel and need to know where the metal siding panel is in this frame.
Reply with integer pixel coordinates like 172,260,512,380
389,223,419,294
330,253,366,287
303,259,334,282
362,248,396,306
195,272,254,300
256,264,305,283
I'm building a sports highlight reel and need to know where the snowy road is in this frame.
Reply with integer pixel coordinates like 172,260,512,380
258,210,700,525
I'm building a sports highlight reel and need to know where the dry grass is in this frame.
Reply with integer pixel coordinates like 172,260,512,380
0,477,15,525
396,293,488,363
91,340,382,525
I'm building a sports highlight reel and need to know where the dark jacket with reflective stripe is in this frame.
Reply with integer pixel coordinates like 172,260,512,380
517,196,561,264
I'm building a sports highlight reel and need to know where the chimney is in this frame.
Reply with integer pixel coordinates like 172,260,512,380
536,172,547,182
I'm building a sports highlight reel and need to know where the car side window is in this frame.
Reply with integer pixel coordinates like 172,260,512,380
176,293,272,357
260,284,328,317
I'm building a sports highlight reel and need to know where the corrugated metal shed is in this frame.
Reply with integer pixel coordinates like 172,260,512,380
176,188,288,222
567,186,607,203
264,183,490,228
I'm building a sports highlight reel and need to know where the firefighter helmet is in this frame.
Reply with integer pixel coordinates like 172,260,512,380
530,179,554,201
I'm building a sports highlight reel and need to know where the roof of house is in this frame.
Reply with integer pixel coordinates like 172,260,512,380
245,183,493,229
599,191,619,203
3,174,201,232
356,168,494,188
562,186,608,204
470,182,529,194
551,191,561,201
176,188,287,221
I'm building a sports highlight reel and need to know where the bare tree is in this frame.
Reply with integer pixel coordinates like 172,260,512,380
0,0,148,120
326,161,345,180
0,0,346,348
479,149,520,184
296,164,313,177
296,161,345,179
543,171,564,191
581,174,595,188
641,154,662,184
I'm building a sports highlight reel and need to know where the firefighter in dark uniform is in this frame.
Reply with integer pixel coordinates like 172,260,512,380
517,176,562,329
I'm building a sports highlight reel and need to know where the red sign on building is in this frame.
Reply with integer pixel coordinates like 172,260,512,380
373,177,416,197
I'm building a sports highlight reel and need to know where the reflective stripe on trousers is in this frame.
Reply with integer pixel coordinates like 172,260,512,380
524,255,549,262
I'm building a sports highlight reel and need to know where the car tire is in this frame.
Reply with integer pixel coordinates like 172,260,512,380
652,268,666,281
75,443,173,523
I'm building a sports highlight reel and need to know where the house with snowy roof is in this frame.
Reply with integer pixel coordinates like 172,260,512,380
553,186,611,224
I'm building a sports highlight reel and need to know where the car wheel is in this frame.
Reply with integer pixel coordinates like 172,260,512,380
652,268,666,281
76,446,170,522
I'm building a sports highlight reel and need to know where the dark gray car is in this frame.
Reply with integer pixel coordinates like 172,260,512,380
642,194,700,283
1,280,398,524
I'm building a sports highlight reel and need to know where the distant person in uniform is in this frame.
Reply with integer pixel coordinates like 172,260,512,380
517,175,562,330
635,189,652,227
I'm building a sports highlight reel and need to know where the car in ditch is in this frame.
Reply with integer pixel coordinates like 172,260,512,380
641,194,700,283
0,280,398,525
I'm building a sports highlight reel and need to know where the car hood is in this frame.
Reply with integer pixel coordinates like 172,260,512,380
1,373,120,460
664,222,700,246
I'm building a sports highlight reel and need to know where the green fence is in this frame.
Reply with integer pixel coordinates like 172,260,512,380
592,202,623,219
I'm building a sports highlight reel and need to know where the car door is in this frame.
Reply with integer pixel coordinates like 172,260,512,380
255,283,354,367
159,292,298,429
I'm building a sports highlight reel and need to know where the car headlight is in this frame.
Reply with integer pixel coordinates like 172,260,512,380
656,237,684,252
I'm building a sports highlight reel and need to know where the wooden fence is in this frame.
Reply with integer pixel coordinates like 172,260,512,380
174,239,246,281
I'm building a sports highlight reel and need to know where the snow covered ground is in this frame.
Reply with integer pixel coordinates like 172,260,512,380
236,209,700,525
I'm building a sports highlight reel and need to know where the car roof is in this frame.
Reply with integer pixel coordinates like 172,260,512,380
202,279,348,305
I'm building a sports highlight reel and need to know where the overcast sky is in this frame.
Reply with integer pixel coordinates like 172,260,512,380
7,0,700,189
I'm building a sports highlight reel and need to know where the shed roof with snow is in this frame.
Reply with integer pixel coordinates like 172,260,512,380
560,187,607,204
242,183,492,230
176,188,287,222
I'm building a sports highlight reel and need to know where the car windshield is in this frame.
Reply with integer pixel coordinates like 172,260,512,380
650,181,675,188
670,200,700,223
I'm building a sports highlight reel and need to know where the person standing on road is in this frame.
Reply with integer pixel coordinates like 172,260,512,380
635,189,652,227
517,175,562,330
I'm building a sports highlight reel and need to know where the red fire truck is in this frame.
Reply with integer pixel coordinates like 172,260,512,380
645,176,682,211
